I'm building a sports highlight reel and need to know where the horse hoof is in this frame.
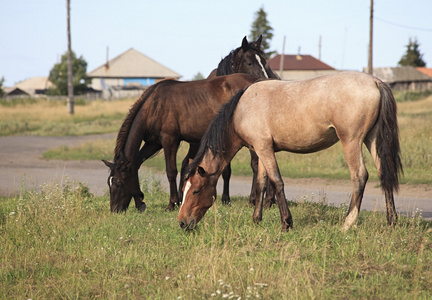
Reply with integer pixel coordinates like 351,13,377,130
221,196,231,206
138,203,146,212
165,204,175,212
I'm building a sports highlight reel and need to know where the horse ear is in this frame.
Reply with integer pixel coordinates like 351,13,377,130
197,166,206,177
102,160,114,169
242,36,248,51
256,35,263,48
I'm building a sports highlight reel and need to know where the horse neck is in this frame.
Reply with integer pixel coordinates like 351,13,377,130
122,121,145,166
201,137,243,177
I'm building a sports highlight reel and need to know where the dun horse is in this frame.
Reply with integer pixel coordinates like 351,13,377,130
103,36,278,213
178,72,403,231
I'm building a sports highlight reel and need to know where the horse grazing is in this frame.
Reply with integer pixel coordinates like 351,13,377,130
103,36,277,213
103,74,261,212
178,72,403,231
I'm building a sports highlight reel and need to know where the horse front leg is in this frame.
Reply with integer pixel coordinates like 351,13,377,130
252,159,267,223
134,143,162,212
249,150,258,206
221,164,231,205
256,148,293,231
162,138,180,211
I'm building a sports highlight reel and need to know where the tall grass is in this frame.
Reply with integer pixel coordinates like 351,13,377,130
1,175,431,299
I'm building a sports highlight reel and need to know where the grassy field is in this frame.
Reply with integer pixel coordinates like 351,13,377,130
34,94,432,185
1,175,431,299
0,97,134,137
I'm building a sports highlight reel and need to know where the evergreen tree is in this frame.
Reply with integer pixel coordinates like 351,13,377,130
192,72,204,81
0,76,5,97
249,7,275,59
398,37,426,67
48,51,91,95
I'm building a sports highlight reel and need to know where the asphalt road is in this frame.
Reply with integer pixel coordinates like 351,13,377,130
1,134,431,220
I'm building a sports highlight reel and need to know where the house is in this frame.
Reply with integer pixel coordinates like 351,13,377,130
371,66,432,91
87,48,181,99
417,67,432,78
3,87,30,98
268,54,337,81
12,76,53,97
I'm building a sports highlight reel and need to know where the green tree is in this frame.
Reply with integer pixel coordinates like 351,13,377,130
398,37,426,67
48,51,90,95
249,6,275,59
192,72,204,81
0,76,5,97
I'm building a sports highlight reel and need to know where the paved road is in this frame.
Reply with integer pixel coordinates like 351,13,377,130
1,135,431,220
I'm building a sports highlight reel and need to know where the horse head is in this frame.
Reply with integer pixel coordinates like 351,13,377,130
231,35,273,79
177,165,217,230
102,151,145,213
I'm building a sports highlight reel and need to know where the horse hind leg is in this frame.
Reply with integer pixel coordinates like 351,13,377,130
341,141,369,231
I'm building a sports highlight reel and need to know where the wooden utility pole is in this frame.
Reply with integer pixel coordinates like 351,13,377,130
67,0,74,114
279,35,286,80
368,0,374,75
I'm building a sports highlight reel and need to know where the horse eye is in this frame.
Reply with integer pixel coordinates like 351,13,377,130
193,190,200,195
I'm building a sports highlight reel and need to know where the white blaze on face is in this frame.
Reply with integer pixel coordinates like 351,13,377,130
180,181,192,212
255,54,269,78
109,176,113,187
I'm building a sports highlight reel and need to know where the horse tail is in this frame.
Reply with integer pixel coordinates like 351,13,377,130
374,78,403,193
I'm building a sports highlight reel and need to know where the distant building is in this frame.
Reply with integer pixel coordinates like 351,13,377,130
10,77,53,97
87,48,181,99
371,66,432,91
416,67,432,78
268,54,337,81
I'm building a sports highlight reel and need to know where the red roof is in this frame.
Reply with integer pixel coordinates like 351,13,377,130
268,54,335,71
417,67,432,78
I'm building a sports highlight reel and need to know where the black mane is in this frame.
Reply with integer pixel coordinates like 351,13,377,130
114,79,176,158
215,42,279,79
216,41,265,76
188,89,246,173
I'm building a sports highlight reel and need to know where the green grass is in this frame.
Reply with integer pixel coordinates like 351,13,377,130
1,175,431,299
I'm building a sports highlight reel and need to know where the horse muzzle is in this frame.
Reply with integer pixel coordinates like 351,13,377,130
179,218,196,231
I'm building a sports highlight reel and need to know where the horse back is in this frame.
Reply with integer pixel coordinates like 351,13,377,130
234,72,382,153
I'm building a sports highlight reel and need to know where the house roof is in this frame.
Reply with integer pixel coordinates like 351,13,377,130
372,67,431,83
87,48,181,79
417,67,432,78
15,76,53,91
268,54,335,71
3,87,30,96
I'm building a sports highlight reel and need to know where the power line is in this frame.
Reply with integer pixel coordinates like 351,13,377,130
375,17,432,32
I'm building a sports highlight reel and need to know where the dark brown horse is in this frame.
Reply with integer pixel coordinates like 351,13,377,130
178,72,403,231
103,36,278,212
207,35,277,79
103,74,261,212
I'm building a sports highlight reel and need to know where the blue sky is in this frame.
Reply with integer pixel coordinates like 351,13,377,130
1,0,431,86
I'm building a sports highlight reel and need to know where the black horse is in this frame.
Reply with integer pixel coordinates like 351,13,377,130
103,36,278,212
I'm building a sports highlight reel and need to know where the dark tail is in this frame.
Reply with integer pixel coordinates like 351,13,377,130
375,78,403,193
